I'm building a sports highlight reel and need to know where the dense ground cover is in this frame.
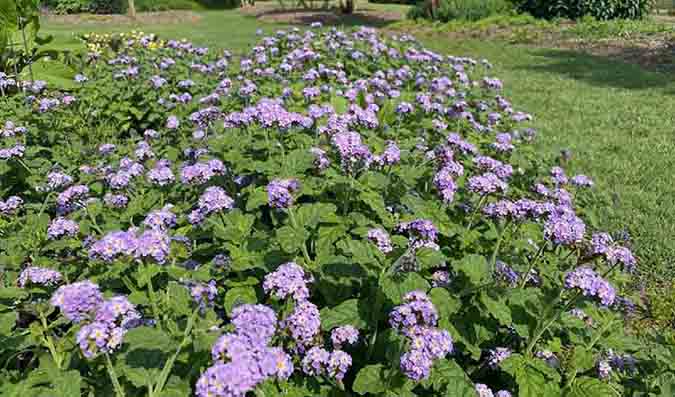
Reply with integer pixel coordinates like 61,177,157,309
2,20,675,397
39,10,675,280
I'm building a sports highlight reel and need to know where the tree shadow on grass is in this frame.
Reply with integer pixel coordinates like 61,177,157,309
517,46,675,94
247,7,401,28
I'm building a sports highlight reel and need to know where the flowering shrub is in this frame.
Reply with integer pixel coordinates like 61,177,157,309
0,24,672,397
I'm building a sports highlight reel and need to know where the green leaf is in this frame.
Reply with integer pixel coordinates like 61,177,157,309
295,203,339,229
0,287,28,300
245,187,268,211
429,288,460,322
453,254,490,285
276,225,308,254
380,272,430,305
0,311,16,335
162,376,191,397
564,377,618,397
124,326,173,352
416,248,447,270
479,292,512,326
353,364,388,395
320,299,368,331
568,346,596,374
223,286,258,315
502,354,562,397
425,359,477,396
51,370,81,397
167,282,192,316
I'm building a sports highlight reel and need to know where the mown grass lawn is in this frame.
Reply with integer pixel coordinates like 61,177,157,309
42,9,675,278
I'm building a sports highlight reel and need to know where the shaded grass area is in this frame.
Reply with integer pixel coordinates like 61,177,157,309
41,10,675,278
417,39,675,278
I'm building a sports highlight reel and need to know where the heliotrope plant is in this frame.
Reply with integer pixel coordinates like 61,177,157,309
0,23,670,397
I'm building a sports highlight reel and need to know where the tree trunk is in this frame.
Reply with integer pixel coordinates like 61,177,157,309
128,0,137,18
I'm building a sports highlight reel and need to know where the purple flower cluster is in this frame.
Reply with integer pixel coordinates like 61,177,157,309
77,295,141,358
47,217,79,240
331,131,372,173
50,281,104,322
310,147,331,171
282,300,321,351
56,185,89,213
263,262,312,302
180,159,225,185
397,219,439,251
564,267,616,306
301,347,353,381
388,291,452,380
89,228,171,264
0,196,23,216
45,171,73,191
188,280,218,310
475,384,512,397
0,144,25,160
589,232,637,272
367,228,393,253
189,186,235,224
467,173,508,196
143,205,177,230
199,304,293,397
331,325,359,348
104,193,129,208
486,347,511,369
267,178,300,209
544,207,586,246
374,141,400,166
147,160,175,186
18,266,63,288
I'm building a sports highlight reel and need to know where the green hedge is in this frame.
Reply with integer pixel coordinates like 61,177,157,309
408,0,513,22
512,0,654,20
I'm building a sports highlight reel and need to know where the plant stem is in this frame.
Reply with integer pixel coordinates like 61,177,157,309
288,207,312,266
151,307,200,397
519,243,546,289
467,195,487,229
489,220,510,273
145,265,163,331
39,310,62,369
104,353,125,397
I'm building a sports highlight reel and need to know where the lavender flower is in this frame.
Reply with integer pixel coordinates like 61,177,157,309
47,217,79,239
231,304,278,346
367,228,393,254
389,291,438,331
104,193,129,208
283,301,321,350
267,178,300,209
310,147,330,171
263,262,311,302
564,267,616,306
18,266,63,288
326,350,352,381
50,281,104,323
188,280,218,310
331,325,359,348
302,346,330,376
0,196,23,216
467,173,508,196
143,205,177,230
487,347,511,369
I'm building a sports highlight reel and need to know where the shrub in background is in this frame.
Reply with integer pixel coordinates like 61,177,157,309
512,0,654,20
44,0,240,14
408,0,513,21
